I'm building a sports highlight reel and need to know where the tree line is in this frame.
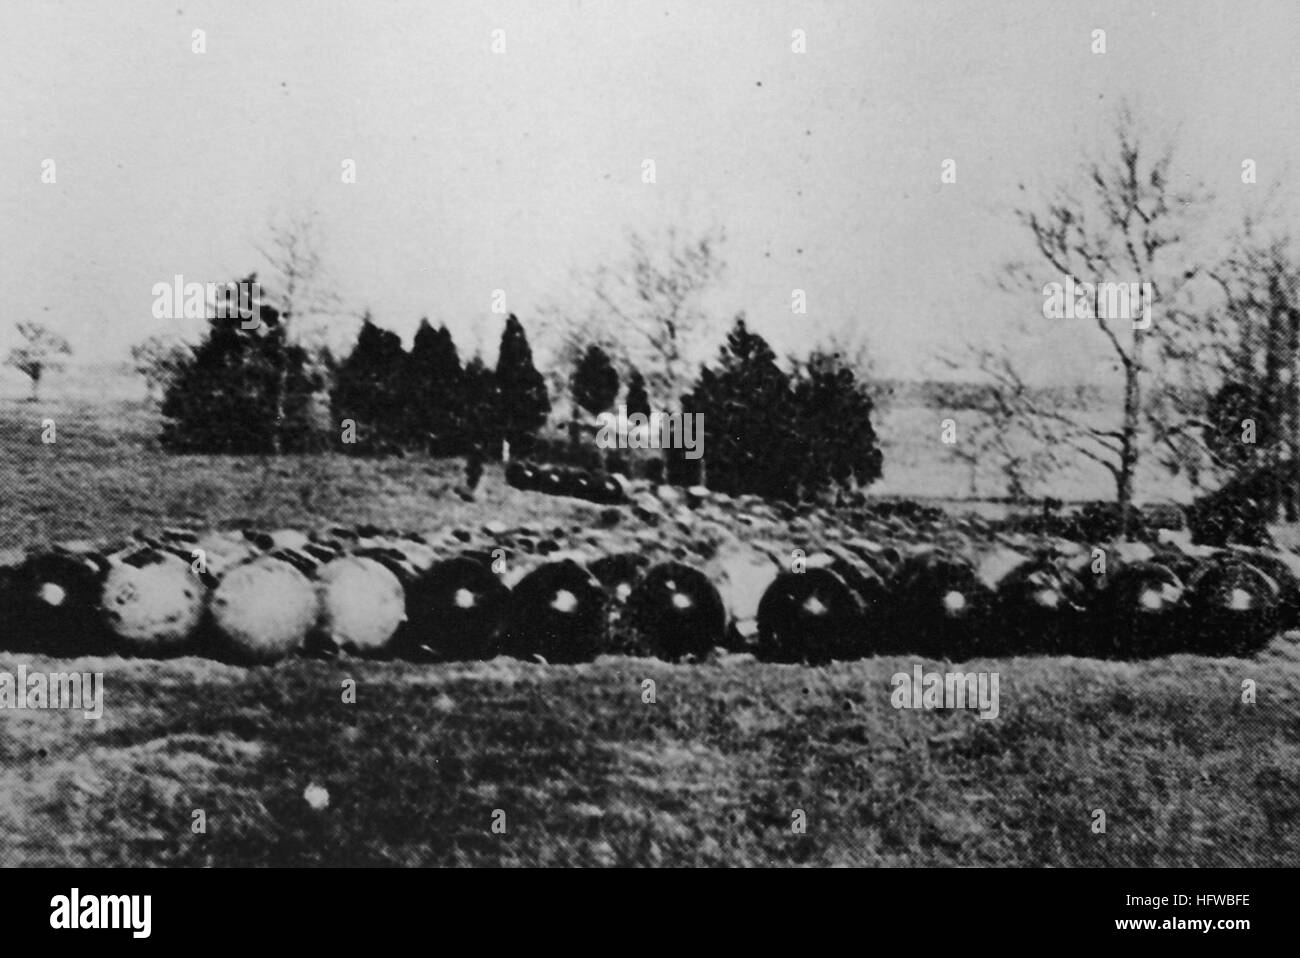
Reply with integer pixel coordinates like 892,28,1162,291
150,279,885,503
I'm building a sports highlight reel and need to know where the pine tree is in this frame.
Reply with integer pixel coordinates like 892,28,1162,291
405,319,465,454
571,345,620,417
331,313,408,453
682,323,885,500
789,350,883,497
495,314,550,456
462,354,501,455
160,273,322,453
683,317,797,498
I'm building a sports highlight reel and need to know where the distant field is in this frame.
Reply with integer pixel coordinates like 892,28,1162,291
0,391,1007,550
0,365,1186,552
877,405,1198,504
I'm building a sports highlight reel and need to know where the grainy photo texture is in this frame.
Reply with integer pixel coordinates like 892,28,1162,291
0,1,1296,875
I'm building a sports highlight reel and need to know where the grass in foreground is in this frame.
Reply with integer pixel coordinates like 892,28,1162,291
0,646,1295,867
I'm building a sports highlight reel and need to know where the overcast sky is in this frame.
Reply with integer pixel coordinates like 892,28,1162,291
2,0,1298,382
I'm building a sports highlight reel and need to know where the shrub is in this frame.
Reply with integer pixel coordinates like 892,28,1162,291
571,345,620,417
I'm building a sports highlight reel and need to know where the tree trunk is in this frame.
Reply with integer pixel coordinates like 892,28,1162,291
1263,280,1285,521
1284,303,1299,521
569,407,581,456
272,325,288,456
1116,454,1135,538
273,273,297,457
1118,332,1145,540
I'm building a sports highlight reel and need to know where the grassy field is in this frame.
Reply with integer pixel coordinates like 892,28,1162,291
0,396,1179,553
0,383,1296,866
2,650,1296,867
0,396,561,549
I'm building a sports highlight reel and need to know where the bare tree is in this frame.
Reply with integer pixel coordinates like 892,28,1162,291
933,347,1063,501
543,225,727,407
1002,106,1208,536
6,322,72,401
255,213,343,453
130,333,192,404
1156,217,1300,516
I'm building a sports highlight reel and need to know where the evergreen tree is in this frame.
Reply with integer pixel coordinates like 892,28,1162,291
331,313,408,453
405,318,466,454
682,323,885,500
494,314,550,456
789,350,884,496
160,273,322,453
1206,381,1271,477
683,317,797,498
462,354,501,455
571,345,620,417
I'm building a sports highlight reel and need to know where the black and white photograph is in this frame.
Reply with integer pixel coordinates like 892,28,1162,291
0,0,1291,928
